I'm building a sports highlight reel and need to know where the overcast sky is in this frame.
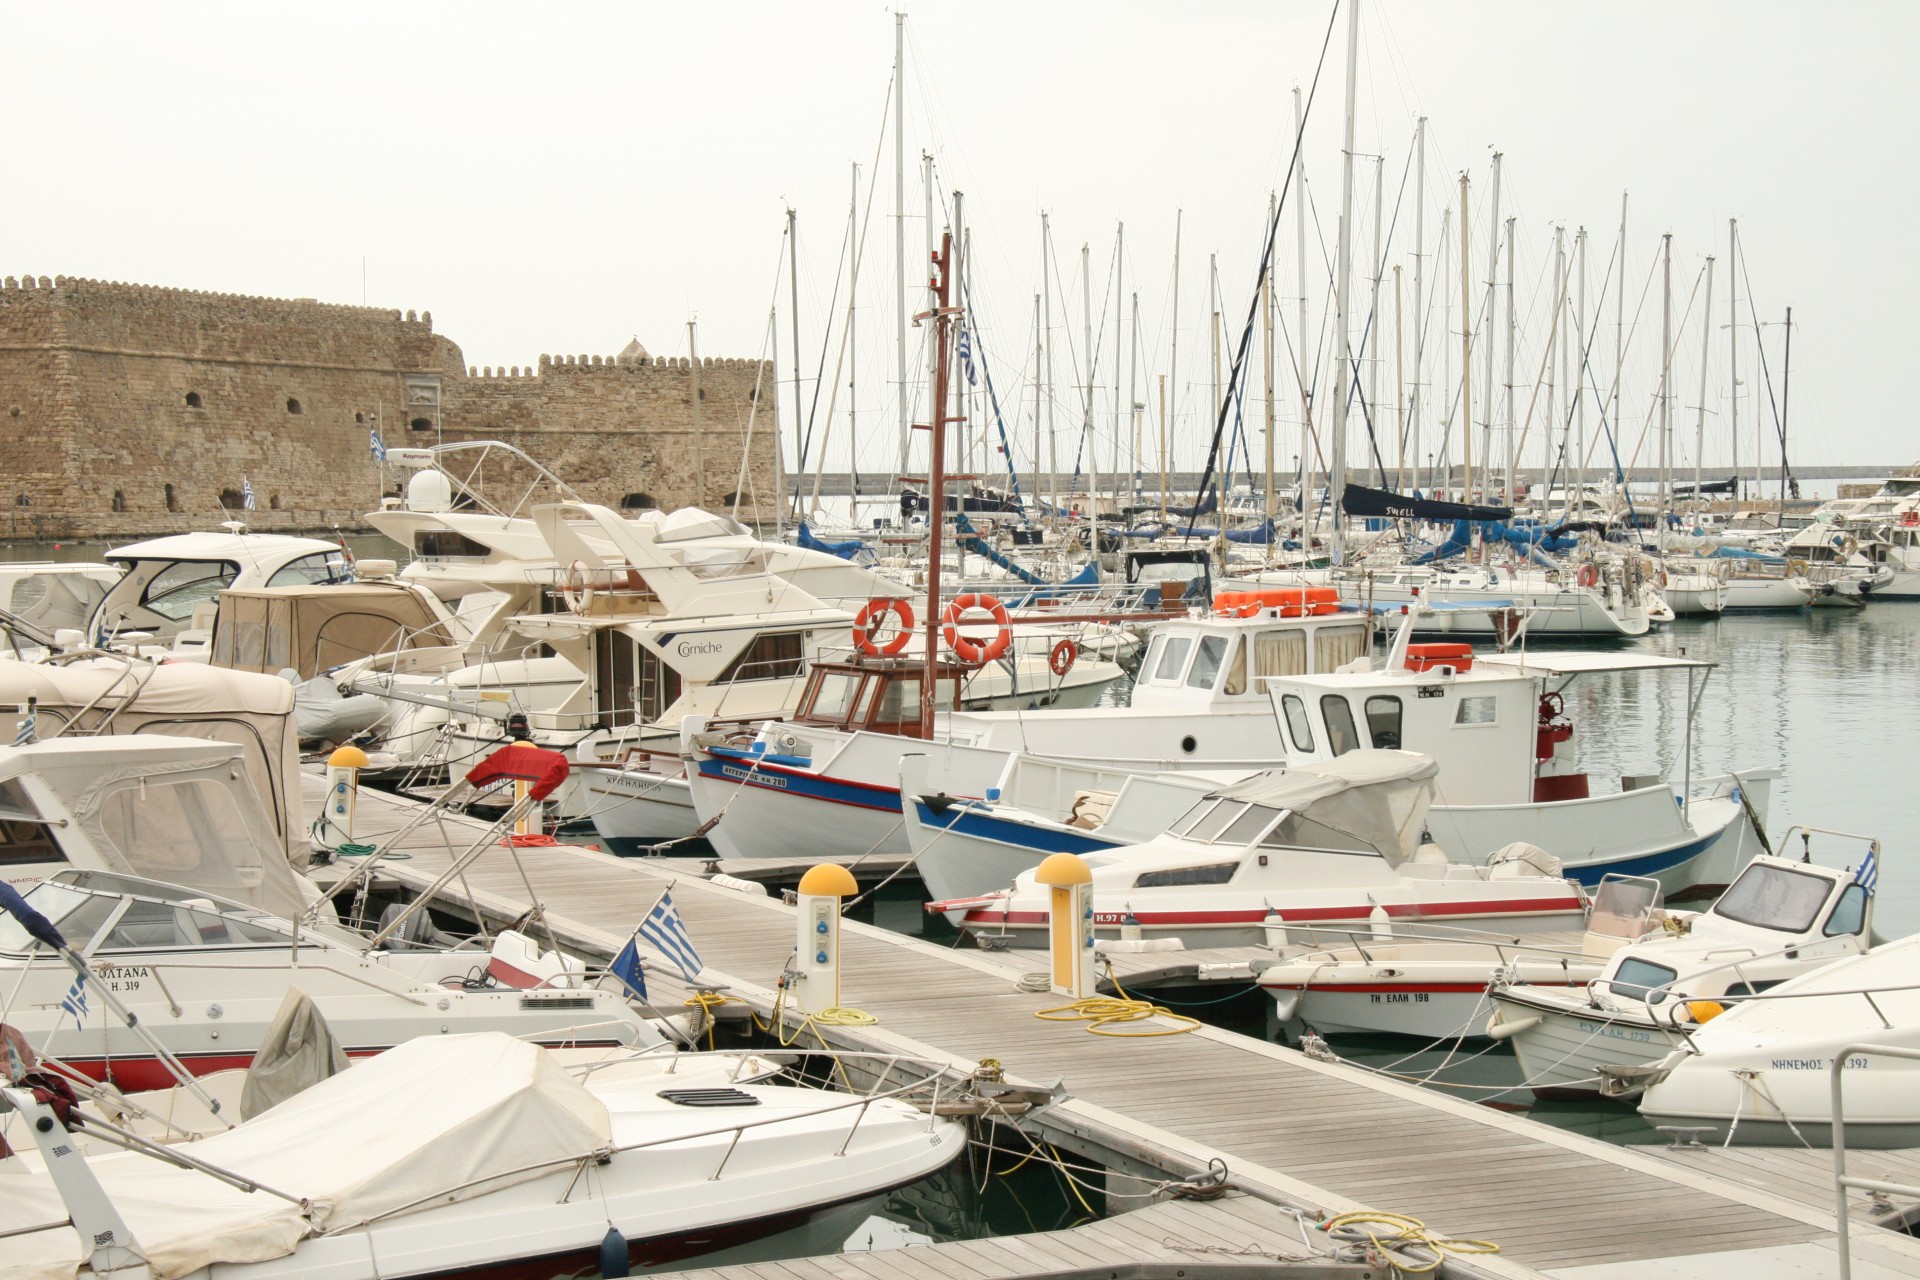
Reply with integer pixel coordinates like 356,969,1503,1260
7,2,1913,487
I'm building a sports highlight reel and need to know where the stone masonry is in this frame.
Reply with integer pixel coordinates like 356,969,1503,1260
0,275,778,539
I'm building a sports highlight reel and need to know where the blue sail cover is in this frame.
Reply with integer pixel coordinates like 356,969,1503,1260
796,522,866,560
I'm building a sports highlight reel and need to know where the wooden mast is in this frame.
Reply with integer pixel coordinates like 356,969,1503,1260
919,231,957,740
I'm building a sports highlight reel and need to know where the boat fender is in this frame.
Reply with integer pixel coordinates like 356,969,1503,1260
599,1226,631,1278
1486,1013,1543,1042
1685,999,1725,1024
1048,638,1076,678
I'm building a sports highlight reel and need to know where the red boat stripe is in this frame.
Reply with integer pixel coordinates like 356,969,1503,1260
964,898,1584,927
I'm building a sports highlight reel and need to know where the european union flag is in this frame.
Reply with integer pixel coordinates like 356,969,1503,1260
609,936,646,1000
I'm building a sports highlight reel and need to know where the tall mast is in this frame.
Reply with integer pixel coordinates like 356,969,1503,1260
1481,151,1501,503
1613,192,1627,510
1459,172,1472,506
919,230,956,739
1694,256,1715,521
1130,290,1140,499
1659,232,1672,524
1729,218,1742,498
1209,252,1221,479
848,164,861,505
1436,206,1450,494
1083,241,1097,522
1042,212,1056,513
923,152,935,483
787,206,801,528
953,189,966,478
1294,88,1311,513
1411,116,1426,495
1368,155,1385,474
1503,216,1516,502
892,13,909,478
1264,191,1277,521
1115,222,1125,492
1575,227,1587,516
1030,294,1042,516
1779,307,1793,521
1158,372,1168,522
1550,225,1565,520
1170,208,1182,509
1393,263,1405,489
1329,0,1361,563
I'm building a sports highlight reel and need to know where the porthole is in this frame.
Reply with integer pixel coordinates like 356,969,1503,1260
1180,735,1197,754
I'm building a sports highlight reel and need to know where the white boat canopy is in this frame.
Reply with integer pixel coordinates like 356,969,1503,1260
1207,749,1439,865
1475,652,1714,676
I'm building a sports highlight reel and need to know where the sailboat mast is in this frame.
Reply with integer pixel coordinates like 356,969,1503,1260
1459,172,1472,506
920,230,956,740
1482,152,1501,504
1779,307,1793,521
1294,88,1311,514
1115,222,1125,494
1575,226,1587,517
1550,225,1564,521
1411,117,1426,495
1170,208,1182,513
1329,0,1361,564
1083,242,1098,523
893,13,908,478
1393,263,1405,490
1031,294,1042,516
1503,216,1516,503
1695,256,1714,520
1729,218,1742,498
1613,192,1627,511
1368,155,1385,474
1264,192,1277,522
1659,233,1672,525
848,164,861,508
787,206,801,527
1043,212,1057,515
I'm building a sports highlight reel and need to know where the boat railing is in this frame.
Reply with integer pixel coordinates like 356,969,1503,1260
1831,1042,1920,1280
1278,920,1596,971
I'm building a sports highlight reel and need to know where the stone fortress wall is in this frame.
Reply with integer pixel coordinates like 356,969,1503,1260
0,275,778,539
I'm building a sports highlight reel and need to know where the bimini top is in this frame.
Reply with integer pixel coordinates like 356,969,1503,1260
106,530,340,565
1475,652,1713,677
1206,749,1439,865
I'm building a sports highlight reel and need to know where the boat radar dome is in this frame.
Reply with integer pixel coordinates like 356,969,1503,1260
406,468,454,513
798,863,858,897
1035,852,1093,886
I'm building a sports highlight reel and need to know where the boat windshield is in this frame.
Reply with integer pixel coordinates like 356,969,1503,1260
1710,863,1834,934
0,880,119,954
1608,957,1680,1005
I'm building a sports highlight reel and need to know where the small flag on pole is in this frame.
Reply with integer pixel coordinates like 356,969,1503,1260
608,935,647,1000
1855,847,1879,895
12,697,35,747
958,323,977,386
639,891,703,982
242,476,257,511
370,425,388,462
59,970,88,1026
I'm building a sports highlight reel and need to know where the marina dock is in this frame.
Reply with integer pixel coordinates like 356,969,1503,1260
318,771,1920,1279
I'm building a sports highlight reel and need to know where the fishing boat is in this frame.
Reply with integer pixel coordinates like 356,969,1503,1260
1254,874,1672,1041
1486,845,1874,1099
0,1032,966,1279
937,751,1586,947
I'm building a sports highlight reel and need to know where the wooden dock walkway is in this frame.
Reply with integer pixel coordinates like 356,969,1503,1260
314,773,1920,1279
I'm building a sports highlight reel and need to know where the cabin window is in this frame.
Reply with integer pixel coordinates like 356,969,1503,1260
592,632,682,728
1824,883,1868,938
1321,696,1361,757
97,898,283,950
1280,695,1315,753
1364,696,1404,750
1186,636,1228,689
1221,638,1246,695
714,631,805,683
0,787,59,868
1713,862,1834,934
1264,811,1381,855
1608,957,1680,1005
1454,696,1497,726
1220,804,1282,845
1133,861,1238,888
266,551,351,588
413,530,491,559
873,676,922,723
1152,635,1193,683
1312,624,1369,671
1181,800,1250,844
1251,630,1307,682
140,560,239,622
802,671,863,722
1138,634,1165,679
0,884,117,954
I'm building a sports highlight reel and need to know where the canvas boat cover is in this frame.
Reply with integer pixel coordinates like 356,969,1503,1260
0,659,303,868
0,1033,612,1280
1210,750,1439,865
211,583,455,681
238,986,348,1119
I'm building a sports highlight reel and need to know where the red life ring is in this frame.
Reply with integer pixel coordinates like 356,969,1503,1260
1048,638,1076,678
853,597,915,657
941,592,1012,665
1575,563,1599,589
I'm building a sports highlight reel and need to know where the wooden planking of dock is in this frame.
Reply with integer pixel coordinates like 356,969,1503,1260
314,772,1920,1280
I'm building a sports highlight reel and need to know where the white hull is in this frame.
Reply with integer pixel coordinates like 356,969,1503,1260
1490,994,1687,1096
578,767,701,843
1720,575,1815,610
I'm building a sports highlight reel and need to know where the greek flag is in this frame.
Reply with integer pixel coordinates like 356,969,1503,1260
638,892,702,982
1855,847,1879,895
12,699,35,747
242,476,257,511
59,971,87,1025
370,425,388,462
957,323,977,386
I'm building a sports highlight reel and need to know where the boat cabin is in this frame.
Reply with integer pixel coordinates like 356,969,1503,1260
1123,547,1214,609
789,655,966,739
93,529,351,648
1131,608,1373,713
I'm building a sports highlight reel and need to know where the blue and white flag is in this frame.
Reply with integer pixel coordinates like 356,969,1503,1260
12,698,35,748
608,935,647,1000
59,970,87,1026
639,891,703,982
370,425,387,462
1855,847,1879,895
957,323,977,386
241,476,257,511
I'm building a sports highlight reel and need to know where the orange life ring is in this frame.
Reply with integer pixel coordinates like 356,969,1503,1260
1048,638,1076,678
1575,563,1599,589
941,592,1012,665
853,597,914,657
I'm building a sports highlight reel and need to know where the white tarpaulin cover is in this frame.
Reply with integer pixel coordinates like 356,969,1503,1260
0,658,303,867
1211,750,1439,866
0,1033,612,1280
